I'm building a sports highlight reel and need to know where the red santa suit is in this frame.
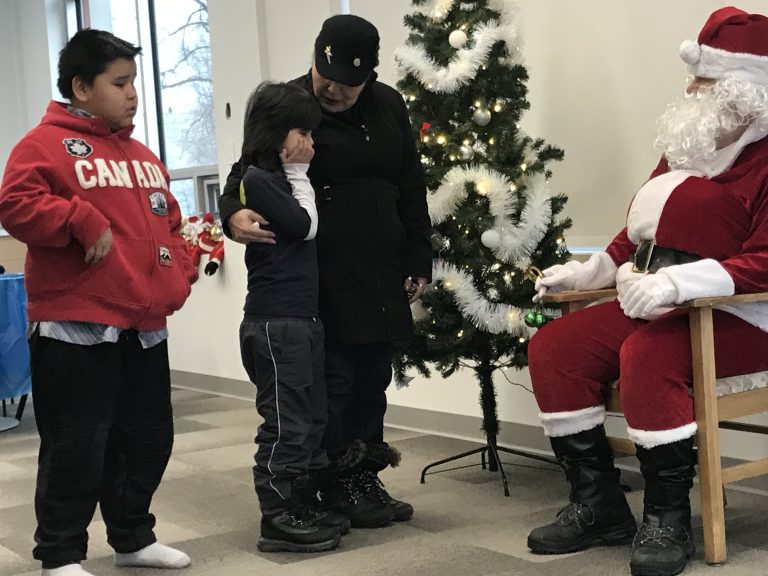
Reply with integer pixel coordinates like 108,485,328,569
529,120,768,448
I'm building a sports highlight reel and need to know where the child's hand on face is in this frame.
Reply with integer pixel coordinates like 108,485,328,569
280,136,314,165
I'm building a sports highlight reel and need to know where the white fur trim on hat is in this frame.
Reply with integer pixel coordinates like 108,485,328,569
627,421,697,449
539,405,605,438
680,39,768,84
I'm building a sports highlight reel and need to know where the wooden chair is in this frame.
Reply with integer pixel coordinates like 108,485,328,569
541,289,768,565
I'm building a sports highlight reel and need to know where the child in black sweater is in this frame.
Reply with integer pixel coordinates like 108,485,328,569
237,82,347,553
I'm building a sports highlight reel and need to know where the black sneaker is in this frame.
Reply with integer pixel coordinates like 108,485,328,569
258,510,341,553
321,475,394,528
358,469,413,521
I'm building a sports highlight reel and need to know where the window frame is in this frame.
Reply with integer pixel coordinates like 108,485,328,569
81,0,219,217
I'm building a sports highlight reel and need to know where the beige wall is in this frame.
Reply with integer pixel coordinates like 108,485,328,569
0,236,25,273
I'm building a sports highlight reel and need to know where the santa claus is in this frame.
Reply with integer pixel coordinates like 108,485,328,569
527,7,768,576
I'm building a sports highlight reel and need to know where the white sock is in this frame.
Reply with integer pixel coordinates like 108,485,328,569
41,564,95,576
114,542,191,569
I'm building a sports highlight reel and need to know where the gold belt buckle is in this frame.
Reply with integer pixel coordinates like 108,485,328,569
632,241,655,273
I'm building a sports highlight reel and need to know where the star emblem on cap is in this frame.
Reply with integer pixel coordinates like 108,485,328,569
324,45,332,64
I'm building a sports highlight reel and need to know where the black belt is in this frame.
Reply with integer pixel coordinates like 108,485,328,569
631,241,701,273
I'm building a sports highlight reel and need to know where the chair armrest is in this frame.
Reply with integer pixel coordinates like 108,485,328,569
540,289,618,305
683,292,768,308
540,289,618,315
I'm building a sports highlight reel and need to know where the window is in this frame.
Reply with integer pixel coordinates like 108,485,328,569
84,0,218,216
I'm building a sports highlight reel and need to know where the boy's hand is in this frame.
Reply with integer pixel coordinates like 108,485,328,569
280,139,314,165
85,227,113,265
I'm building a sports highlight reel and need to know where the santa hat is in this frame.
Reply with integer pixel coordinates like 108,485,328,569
680,6,768,85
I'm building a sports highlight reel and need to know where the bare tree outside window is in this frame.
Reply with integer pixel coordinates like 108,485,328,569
155,0,217,171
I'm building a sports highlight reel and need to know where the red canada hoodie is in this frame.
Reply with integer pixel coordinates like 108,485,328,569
0,101,197,331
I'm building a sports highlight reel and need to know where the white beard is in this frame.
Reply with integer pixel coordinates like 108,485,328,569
654,83,750,172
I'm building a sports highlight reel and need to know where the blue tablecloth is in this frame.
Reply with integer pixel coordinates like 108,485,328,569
0,273,31,400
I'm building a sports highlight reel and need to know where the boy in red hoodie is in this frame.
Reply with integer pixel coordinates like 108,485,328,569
0,29,196,576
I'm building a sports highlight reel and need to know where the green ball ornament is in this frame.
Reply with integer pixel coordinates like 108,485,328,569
524,311,537,327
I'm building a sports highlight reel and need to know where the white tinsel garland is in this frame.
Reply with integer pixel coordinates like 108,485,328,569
431,259,535,336
494,173,552,264
396,0,521,93
428,167,552,265
412,0,455,20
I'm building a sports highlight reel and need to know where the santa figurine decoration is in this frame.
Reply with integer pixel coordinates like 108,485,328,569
182,212,225,281
180,215,203,250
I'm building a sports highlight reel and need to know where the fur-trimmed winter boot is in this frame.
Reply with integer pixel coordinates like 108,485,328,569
630,437,696,576
319,440,395,528
357,442,413,521
528,425,637,554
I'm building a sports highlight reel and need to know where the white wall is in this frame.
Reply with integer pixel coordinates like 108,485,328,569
164,0,768,461
0,0,57,179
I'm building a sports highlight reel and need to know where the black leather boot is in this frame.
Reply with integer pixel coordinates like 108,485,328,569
258,491,341,553
527,425,637,554
630,438,696,576
293,473,351,535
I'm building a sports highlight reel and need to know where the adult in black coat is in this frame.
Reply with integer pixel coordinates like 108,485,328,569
218,15,432,528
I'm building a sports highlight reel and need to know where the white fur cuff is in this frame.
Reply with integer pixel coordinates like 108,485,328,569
627,422,698,449
539,405,606,437
659,258,734,303
574,251,619,291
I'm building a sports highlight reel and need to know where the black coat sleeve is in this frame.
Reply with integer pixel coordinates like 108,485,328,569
218,160,245,239
241,166,311,240
394,96,433,281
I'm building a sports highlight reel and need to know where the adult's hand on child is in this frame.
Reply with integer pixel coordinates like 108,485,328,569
228,209,276,245
85,227,113,265
280,138,314,165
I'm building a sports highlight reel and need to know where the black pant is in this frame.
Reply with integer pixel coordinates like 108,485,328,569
30,331,174,568
322,341,393,453
239,317,327,514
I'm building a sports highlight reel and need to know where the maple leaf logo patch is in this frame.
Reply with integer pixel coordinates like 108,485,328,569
63,138,93,158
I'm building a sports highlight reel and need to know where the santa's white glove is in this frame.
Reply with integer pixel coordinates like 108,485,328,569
533,252,618,303
533,262,579,302
620,274,678,319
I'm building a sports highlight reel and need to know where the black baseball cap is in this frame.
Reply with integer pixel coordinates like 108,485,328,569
314,14,379,87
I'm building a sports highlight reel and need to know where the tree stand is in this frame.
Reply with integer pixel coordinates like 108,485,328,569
419,362,561,496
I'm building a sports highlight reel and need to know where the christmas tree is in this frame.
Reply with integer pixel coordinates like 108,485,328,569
394,0,572,460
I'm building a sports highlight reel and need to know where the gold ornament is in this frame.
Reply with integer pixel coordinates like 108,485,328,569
524,265,543,283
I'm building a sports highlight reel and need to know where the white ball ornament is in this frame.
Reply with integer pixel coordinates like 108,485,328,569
481,229,501,249
448,29,468,49
458,144,475,161
472,108,492,126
